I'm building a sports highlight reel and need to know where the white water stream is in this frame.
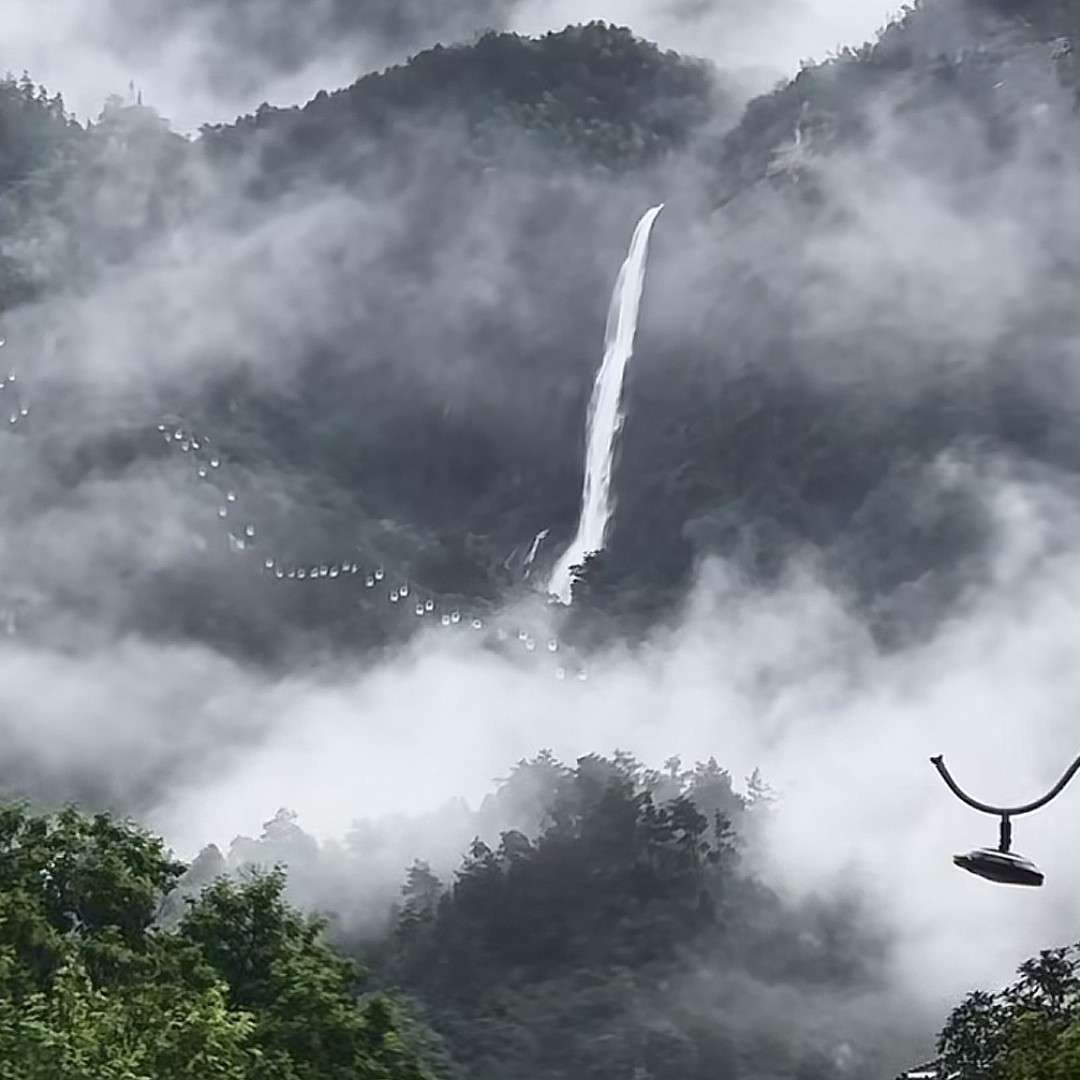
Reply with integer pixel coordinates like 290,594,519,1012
548,204,664,604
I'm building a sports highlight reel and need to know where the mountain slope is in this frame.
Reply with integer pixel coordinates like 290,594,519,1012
4,4,1080,662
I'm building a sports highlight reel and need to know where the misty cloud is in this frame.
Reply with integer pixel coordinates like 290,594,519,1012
145,458,1080,1003
513,0,898,91
8,448,1079,1020
0,0,512,132
0,0,899,132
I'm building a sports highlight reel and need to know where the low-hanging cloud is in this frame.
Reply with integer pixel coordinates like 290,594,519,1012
0,0,899,133
9,448,1078,1018
513,0,899,92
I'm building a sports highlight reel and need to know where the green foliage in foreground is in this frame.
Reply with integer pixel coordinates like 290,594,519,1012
0,805,435,1080
937,945,1080,1079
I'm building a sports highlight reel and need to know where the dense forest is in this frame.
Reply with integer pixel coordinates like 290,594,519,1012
5,757,1073,1079
373,754,890,1080
3,0,1080,1077
2,756,909,1079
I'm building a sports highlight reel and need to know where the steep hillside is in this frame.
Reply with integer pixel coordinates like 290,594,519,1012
201,22,721,175
5,4,1080,661
181,2,1080,648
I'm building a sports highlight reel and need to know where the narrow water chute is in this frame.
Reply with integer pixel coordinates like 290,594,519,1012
548,204,664,605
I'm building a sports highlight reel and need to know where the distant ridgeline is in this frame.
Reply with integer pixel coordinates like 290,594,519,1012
199,23,719,177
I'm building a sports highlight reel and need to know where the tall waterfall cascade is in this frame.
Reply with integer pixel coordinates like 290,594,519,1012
548,204,664,605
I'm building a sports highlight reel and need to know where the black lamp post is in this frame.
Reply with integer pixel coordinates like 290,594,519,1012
930,752,1080,887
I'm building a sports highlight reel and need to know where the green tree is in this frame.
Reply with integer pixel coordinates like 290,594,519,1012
0,804,437,1080
384,753,881,1080
179,869,432,1080
0,957,253,1080
0,804,185,992
937,945,1080,1080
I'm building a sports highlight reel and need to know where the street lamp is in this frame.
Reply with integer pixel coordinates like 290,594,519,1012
930,752,1080,887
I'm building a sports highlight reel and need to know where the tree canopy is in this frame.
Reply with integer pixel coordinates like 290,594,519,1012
201,22,718,176
934,944,1080,1080
376,753,889,1080
0,804,436,1080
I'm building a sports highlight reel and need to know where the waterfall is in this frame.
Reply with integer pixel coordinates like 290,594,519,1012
523,528,550,580
548,204,664,605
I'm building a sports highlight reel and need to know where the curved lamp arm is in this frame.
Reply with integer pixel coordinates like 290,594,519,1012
931,753,1080,817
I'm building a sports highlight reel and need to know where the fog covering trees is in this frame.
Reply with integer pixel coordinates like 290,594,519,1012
0,753,899,1079
197,751,911,1079
3,762,1076,1078
3,1,1080,1077
375,752,890,1080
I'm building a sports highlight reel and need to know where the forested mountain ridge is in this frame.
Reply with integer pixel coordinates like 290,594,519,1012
2,755,1073,1080
377,753,889,1080
184,1,1080,651
0,3,1079,658
0,5,1078,659
200,23,722,177
178,752,904,1080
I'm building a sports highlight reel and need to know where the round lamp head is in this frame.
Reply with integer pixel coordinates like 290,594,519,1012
953,847,1044,887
